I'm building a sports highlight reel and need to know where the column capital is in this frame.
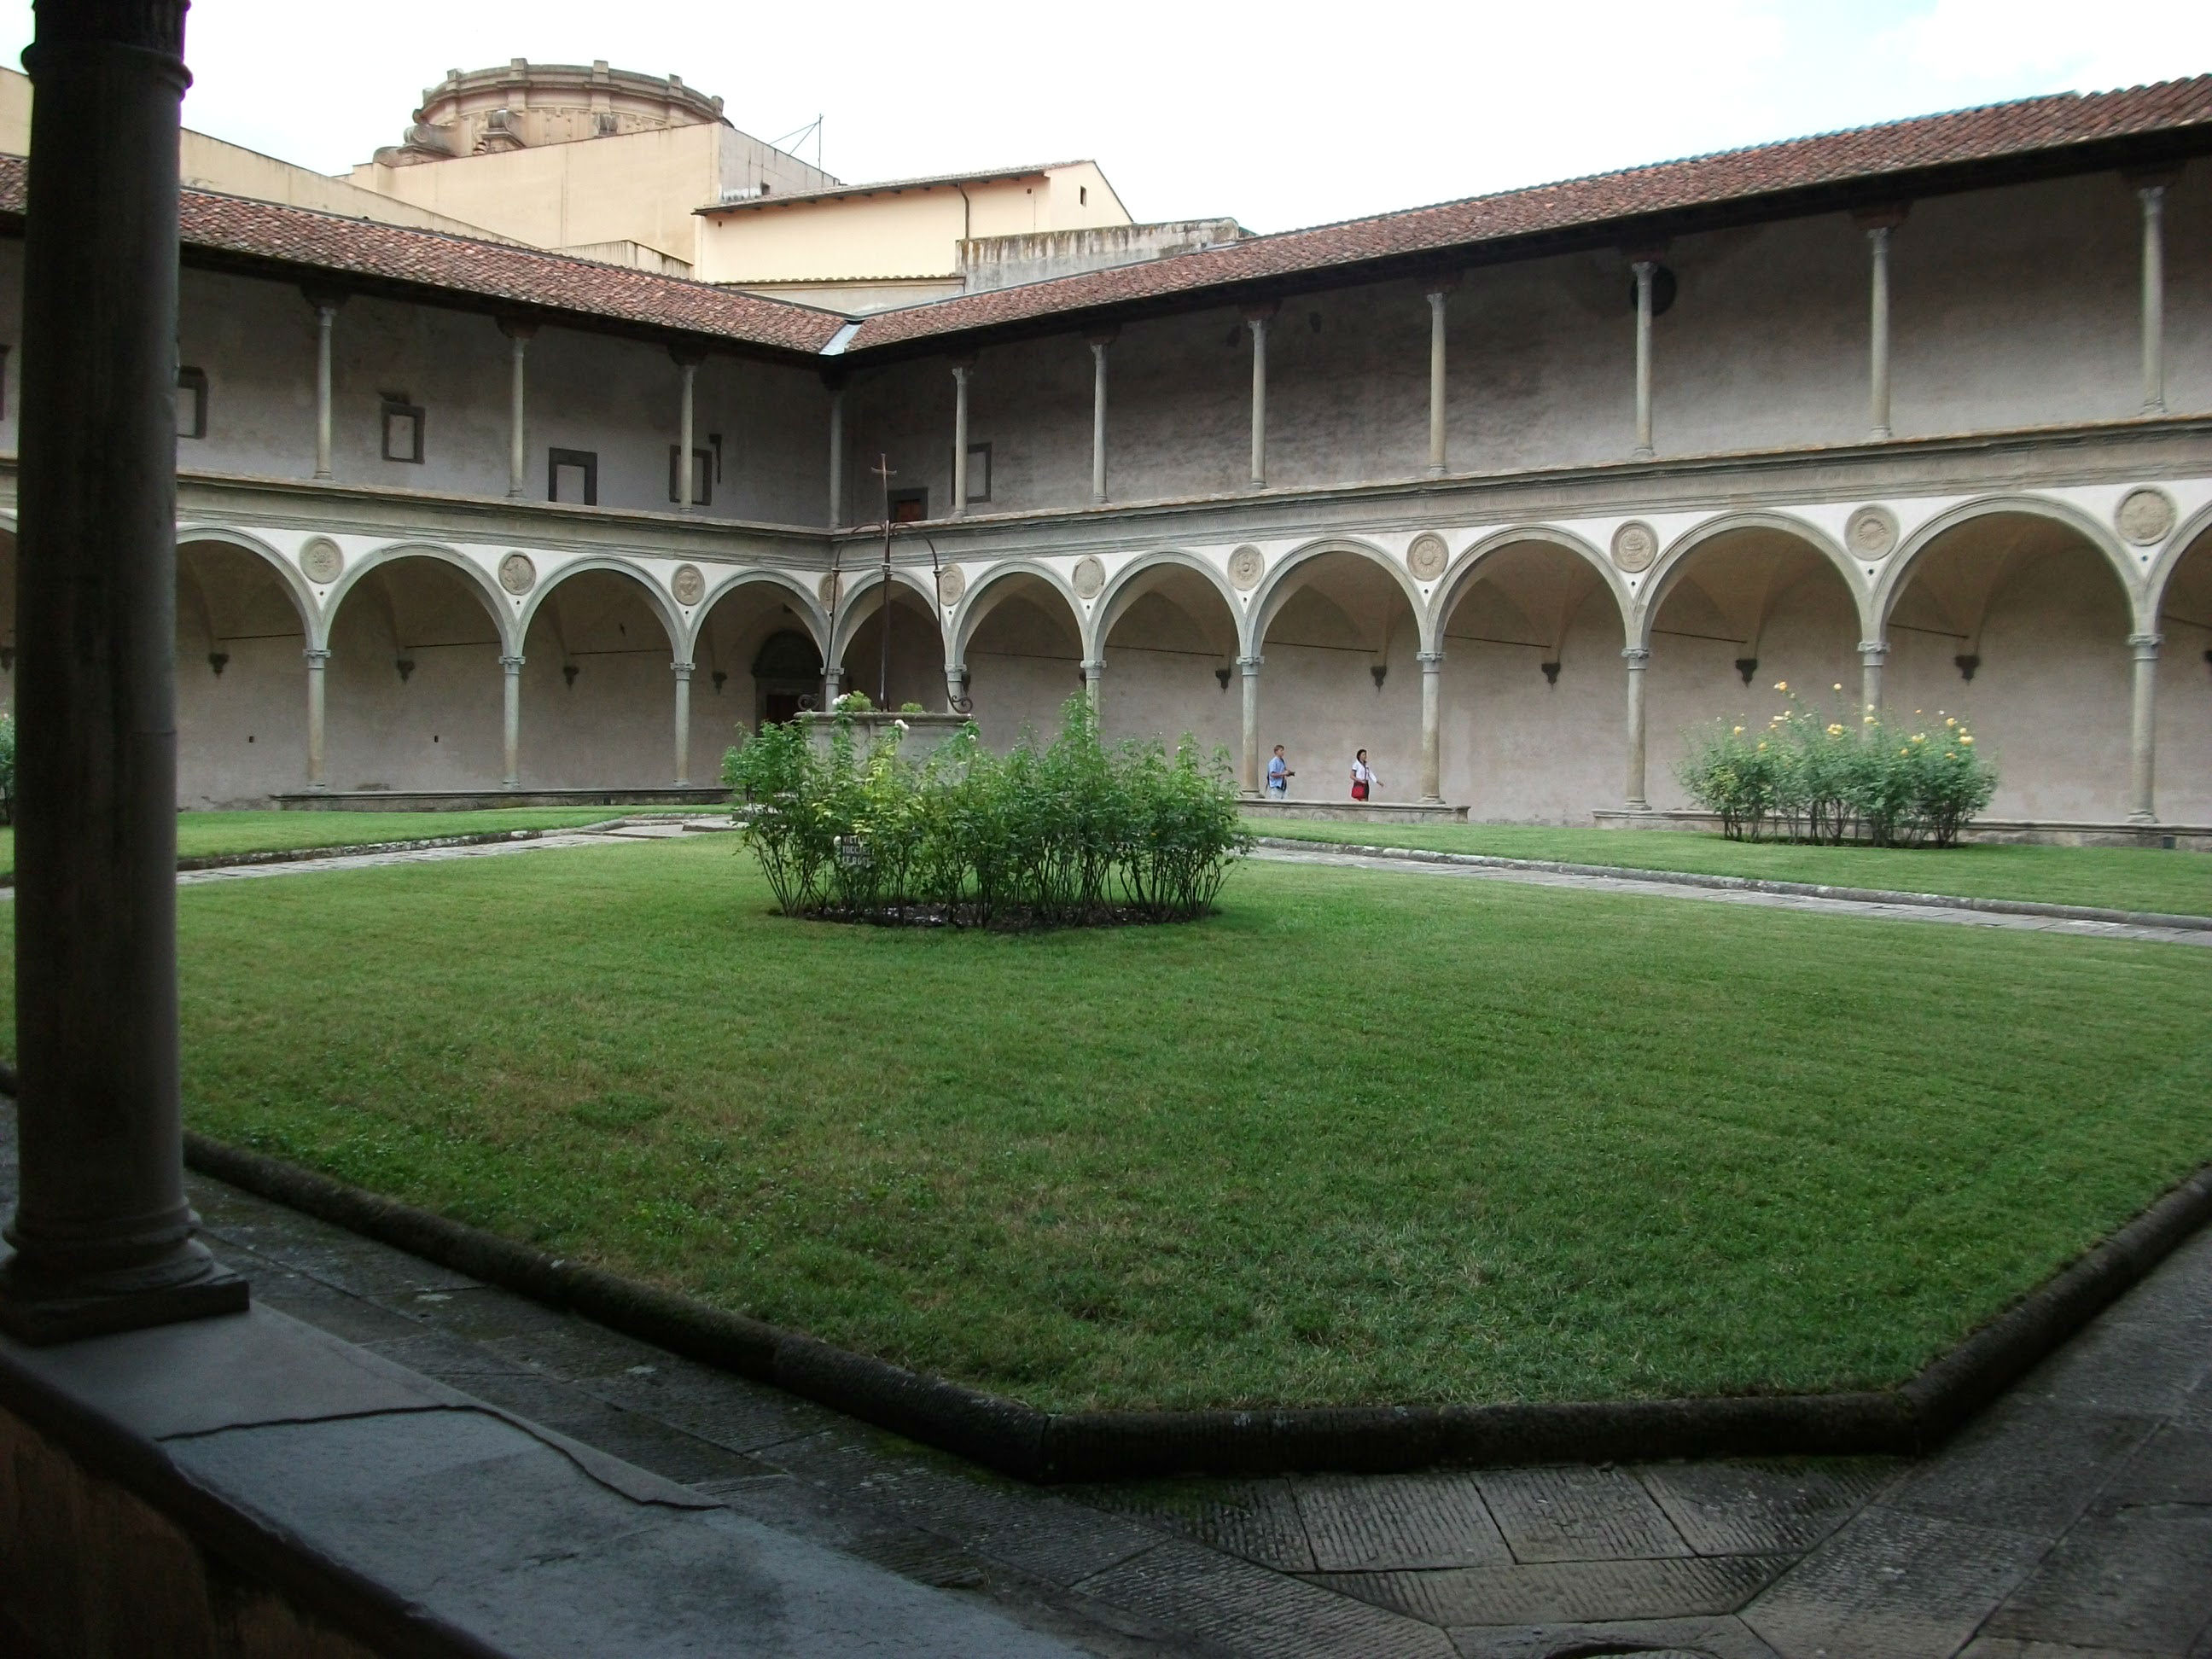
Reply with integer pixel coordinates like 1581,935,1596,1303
1851,201,1911,232
671,660,696,678
1237,654,1264,674
498,317,539,342
1080,659,1106,678
300,285,348,316
302,647,331,666
950,354,976,377
1242,300,1278,327
1417,649,1446,668
1086,327,1119,349
1424,279,1458,303
500,654,526,672
2128,632,2163,658
1858,639,1889,663
669,345,707,370
2124,166,2181,195
1622,238,1669,267
1621,645,1651,667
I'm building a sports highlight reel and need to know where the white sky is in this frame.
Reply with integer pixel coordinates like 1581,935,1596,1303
3,1,2209,234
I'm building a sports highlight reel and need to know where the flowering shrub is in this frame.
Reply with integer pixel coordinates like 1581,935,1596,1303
722,696,1250,927
1676,682,1997,847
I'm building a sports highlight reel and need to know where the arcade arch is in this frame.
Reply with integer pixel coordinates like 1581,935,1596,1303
1250,544,1424,801
1093,556,1242,762
2151,521,2212,824
952,566,1085,748
519,566,681,789
176,537,311,805
324,552,509,793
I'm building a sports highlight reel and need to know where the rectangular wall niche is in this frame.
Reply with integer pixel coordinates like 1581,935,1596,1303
380,393,425,463
889,487,928,523
176,365,207,440
667,445,713,506
549,447,598,505
963,441,992,504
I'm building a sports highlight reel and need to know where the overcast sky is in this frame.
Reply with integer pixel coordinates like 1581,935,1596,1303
3,1,2209,233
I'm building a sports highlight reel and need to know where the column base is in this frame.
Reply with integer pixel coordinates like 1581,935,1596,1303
1631,446,1654,462
2128,810,2159,825
1419,795,1444,806
1624,798,1653,813
1867,425,1893,441
0,1252,248,1346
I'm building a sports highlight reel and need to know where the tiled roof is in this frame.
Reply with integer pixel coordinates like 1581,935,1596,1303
699,161,1076,215
844,75,2212,350
0,154,848,358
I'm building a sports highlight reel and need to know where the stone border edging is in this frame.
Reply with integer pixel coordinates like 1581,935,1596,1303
1254,835,2212,932
175,1132,2212,1484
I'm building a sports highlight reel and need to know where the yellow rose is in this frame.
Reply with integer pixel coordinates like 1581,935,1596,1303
1960,735,1974,746
1775,681,1788,691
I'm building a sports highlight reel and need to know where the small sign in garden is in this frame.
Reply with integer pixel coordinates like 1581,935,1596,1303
723,697,1251,928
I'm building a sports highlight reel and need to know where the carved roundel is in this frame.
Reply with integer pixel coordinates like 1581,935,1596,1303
1407,533,1449,582
1227,544,1266,591
937,563,969,605
498,552,537,596
818,573,843,610
1845,505,1899,560
671,563,707,607
1071,556,1106,601
300,537,343,585
2116,486,2176,547
1610,521,1658,573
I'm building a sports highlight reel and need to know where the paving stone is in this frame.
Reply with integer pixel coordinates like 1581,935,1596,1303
1078,1477,1317,1570
573,1351,845,1452
390,1284,574,1342
1982,1511,2212,1652
250,1275,432,1345
1883,1400,2157,1534
2091,1423,2212,1512
1312,1554,1787,1625
360,1328,536,1380
1639,1459,1898,1557
539,1410,776,1489
765,1428,1165,1588
1743,1506,2049,1659
1076,1538,1458,1658
1290,1472,1512,1570
1959,1639,2178,1658
2012,1312,2212,1418
480,1318,678,1379
1476,1465,1693,1562
1447,1613,1780,1659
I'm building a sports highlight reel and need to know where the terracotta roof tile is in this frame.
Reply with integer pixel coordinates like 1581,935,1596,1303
844,75,2212,351
0,154,848,358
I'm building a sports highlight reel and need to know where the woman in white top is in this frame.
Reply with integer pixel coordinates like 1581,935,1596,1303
1350,749,1377,801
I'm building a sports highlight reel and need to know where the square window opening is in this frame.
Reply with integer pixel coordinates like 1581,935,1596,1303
668,445,712,506
961,441,992,504
380,394,424,464
177,366,208,440
888,487,928,524
548,446,598,506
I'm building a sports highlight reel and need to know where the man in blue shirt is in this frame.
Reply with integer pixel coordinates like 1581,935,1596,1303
1266,745,1292,798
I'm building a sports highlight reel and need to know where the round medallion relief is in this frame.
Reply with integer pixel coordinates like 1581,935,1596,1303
818,573,841,608
1407,533,1449,582
300,537,343,585
2116,487,2176,546
1610,521,1658,573
1227,545,1266,591
498,552,537,596
671,563,707,607
1845,505,1899,560
1071,556,1106,601
937,563,969,605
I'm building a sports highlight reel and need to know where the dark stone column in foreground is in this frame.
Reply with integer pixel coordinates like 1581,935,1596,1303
0,0,246,1342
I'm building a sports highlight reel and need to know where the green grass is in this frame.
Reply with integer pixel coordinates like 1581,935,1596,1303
1259,819,2212,917
0,807,650,876
3,836,2204,1413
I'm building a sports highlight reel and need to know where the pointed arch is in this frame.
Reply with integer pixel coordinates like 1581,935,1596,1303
324,541,517,654
1876,495,2139,636
176,525,321,648
1637,511,1871,649
1431,526,1632,648
944,558,1085,670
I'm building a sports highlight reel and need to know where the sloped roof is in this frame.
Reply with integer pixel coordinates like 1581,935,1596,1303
699,161,1078,214
843,74,2212,350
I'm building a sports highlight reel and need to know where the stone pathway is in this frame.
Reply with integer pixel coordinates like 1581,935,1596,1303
1254,846,2212,947
5,1101,2204,1656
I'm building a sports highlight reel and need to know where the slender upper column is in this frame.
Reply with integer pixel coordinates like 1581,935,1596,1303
672,661,694,788
1081,657,1105,709
500,654,524,788
306,288,345,480
304,647,330,789
1244,304,1276,491
672,347,702,513
1087,329,1115,505
1859,638,1889,721
1,0,248,1342
1238,654,1264,796
500,319,534,499
1417,649,1445,803
2128,632,2162,824
824,376,845,528
951,357,974,519
2135,177,2172,416
1629,259,1656,459
1425,286,1452,476
1621,645,1651,810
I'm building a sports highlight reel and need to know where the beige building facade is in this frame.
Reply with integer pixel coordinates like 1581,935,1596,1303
0,73,2207,835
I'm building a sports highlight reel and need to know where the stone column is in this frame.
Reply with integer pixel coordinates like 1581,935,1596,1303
307,291,344,481
1859,638,1889,720
672,347,701,512
2128,632,2161,824
2136,179,2169,416
304,647,330,789
824,665,843,709
1081,657,1104,709
0,0,248,1342
672,660,694,787
500,319,533,498
1866,224,1894,439
1417,649,1445,803
1245,304,1276,490
1087,329,1115,505
1426,286,1452,476
944,662,967,712
500,654,524,788
825,377,845,528
1238,654,1263,796
1621,645,1651,810
1630,259,1656,459
951,358,973,519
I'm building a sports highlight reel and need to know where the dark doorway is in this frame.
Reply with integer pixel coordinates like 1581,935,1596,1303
752,628,823,727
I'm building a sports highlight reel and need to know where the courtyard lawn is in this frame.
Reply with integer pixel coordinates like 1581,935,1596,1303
1258,818,2212,918
0,807,647,877
2,836,2203,1413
